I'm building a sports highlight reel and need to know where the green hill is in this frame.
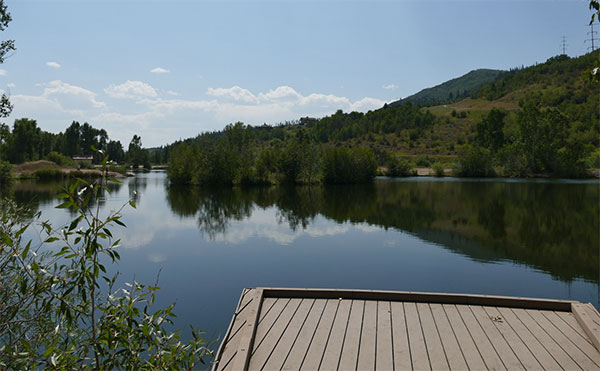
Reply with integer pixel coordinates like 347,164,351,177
391,68,505,106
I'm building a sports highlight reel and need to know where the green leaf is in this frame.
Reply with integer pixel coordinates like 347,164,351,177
44,237,59,243
56,201,73,209
129,200,137,209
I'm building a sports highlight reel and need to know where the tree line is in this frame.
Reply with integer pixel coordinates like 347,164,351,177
0,118,151,168
168,122,378,185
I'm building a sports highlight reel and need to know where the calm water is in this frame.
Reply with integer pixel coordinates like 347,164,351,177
4,171,599,346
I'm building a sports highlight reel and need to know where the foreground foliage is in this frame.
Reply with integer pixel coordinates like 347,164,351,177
0,157,211,369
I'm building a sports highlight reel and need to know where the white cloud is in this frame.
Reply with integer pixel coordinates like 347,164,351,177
7,83,15,87
46,61,61,68
104,80,158,99
8,81,387,147
0,69,6,76
206,86,259,104
150,67,170,74
383,84,397,90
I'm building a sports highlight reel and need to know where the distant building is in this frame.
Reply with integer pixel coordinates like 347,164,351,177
299,116,316,126
72,156,93,164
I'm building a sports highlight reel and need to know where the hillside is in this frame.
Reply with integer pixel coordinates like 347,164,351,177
160,50,599,177
390,68,504,106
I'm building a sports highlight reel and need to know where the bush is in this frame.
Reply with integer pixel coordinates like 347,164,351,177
107,164,128,175
453,145,496,177
0,159,211,369
322,147,377,184
386,157,412,177
45,152,76,167
0,161,13,184
414,154,431,167
432,162,445,177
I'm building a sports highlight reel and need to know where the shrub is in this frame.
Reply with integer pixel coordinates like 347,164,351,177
386,157,412,177
322,146,377,184
0,158,211,369
45,152,76,167
78,161,94,169
453,145,496,177
414,154,431,167
432,162,445,177
0,160,13,184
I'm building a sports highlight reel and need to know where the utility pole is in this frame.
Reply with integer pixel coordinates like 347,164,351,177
560,36,567,55
585,23,598,52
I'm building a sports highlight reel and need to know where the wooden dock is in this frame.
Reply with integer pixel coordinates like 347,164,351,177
213,288,600,370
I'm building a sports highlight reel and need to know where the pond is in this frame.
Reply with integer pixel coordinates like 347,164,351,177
4,171,599,347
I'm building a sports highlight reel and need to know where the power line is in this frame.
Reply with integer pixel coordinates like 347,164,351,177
585,23,598,52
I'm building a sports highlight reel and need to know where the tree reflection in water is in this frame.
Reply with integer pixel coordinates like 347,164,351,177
166,179,599,284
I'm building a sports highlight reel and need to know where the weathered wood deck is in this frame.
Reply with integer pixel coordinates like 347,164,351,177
213,288,600,370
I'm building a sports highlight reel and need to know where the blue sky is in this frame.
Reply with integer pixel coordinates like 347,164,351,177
0,0,594,147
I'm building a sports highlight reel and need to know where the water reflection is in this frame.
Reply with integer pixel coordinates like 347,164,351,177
166,179,599,284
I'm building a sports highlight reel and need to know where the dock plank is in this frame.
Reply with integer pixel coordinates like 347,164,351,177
482,306,543,370
470,305,524,370
357,300,378,371
417,302,449,370
376,301,394,371
253,298,290,350
249,298,302,370
443,304,487,370
260,299,315,371
338,300,365,371
496,306,561,371
457,304,506,370
281,299,328,371
511,308,581,370
299,299,339,371
320,299,352,371
528,309,599,370
214,289,600,371
390,301,412,371
404,302,431,370
430,304,469,370
216,290,257,371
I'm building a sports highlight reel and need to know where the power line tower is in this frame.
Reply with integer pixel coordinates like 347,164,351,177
585,23,598,52
560,36,568,55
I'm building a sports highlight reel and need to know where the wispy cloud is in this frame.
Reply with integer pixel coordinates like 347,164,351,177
150,67,170,74
0,69,6,76
6,83,15,87
46,61,61,69
382,84,397,90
